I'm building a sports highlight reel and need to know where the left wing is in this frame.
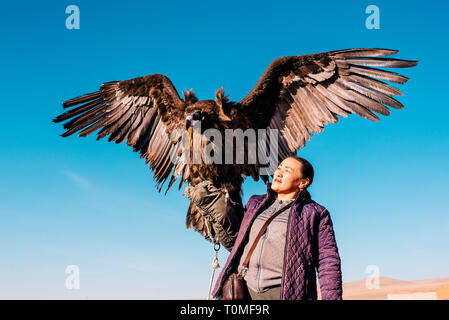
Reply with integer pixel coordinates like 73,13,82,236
238,48,417,171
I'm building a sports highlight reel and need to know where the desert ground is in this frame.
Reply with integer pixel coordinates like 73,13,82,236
317,276,449,300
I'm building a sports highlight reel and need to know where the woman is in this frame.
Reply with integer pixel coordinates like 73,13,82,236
185,155,342,300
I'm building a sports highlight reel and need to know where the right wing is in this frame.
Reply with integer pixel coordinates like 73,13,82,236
237,48,417,175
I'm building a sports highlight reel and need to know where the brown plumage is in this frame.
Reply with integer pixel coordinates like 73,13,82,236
53,48,417,241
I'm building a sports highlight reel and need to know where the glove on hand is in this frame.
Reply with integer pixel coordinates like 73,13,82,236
184,180,243,251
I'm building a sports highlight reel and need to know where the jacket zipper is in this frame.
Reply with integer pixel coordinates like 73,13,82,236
280,203,293,300
236,195,273,278
255,200,282,292
255,223,270,292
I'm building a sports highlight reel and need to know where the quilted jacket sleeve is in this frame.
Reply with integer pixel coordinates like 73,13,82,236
316,208,343,300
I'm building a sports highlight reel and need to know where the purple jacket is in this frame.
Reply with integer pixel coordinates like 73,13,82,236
212,182,342,300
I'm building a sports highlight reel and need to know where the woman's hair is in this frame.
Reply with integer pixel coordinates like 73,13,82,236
285,155,314,189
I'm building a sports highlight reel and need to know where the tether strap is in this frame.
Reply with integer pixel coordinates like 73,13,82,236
207,243,220,300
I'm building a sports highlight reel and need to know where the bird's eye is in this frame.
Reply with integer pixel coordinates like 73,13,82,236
192,112,202,120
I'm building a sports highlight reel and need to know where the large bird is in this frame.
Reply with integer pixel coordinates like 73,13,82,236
53,48,417,241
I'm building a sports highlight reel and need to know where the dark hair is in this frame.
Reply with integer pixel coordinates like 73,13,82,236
285,155,314,189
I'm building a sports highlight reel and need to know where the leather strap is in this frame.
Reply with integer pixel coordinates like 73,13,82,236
241,200,293,268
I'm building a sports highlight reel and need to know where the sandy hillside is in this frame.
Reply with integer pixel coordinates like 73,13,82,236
317,276,449,300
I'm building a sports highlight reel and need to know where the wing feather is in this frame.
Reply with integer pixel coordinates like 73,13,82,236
53,74,188,192
239,48,416,165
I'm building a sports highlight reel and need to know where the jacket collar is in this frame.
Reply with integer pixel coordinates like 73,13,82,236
265,181,311,204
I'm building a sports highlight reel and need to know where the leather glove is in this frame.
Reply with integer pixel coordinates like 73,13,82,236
184,180,243,251
184,180,226,216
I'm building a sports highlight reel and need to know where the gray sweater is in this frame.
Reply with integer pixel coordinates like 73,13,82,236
237,198,294,292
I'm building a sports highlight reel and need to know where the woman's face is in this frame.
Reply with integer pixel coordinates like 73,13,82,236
271,158,309,194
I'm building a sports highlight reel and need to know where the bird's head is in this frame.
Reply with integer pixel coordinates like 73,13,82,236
183,88,232,131
185,110,206,130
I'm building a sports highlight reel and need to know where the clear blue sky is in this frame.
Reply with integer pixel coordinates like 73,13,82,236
0,0,448,299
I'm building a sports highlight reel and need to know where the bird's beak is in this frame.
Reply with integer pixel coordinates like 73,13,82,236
186,116,202,130
185,116,192,129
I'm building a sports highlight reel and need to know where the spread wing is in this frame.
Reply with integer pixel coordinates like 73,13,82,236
238,48,418,173
53,74,189,192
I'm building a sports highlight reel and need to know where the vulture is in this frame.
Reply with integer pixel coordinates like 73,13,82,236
53,48,417,241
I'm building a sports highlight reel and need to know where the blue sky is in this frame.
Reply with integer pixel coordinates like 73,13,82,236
0,0,448,299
